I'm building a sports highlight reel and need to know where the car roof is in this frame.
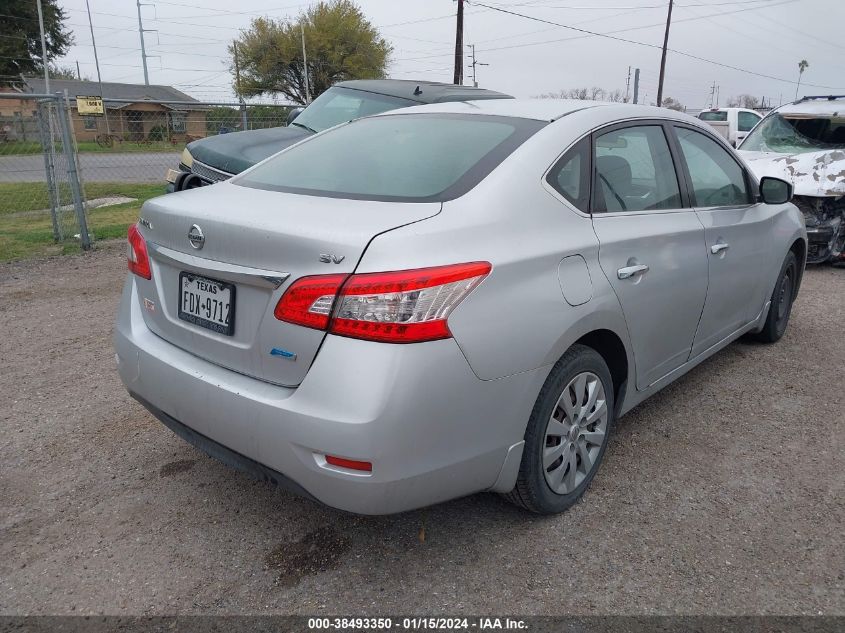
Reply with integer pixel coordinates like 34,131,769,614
370,98,703,124
775,96,845,116
333,79,513,104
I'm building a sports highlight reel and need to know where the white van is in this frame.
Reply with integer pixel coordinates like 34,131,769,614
697,107,762,146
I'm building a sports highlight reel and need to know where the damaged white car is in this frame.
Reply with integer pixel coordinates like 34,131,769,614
738,95,845,264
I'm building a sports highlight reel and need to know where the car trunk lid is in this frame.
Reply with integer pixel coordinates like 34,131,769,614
134,182,441,386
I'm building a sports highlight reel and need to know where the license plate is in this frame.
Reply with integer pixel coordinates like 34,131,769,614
178,272,235,336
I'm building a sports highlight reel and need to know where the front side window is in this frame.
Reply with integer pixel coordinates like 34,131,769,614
593,125,681,213
740,113,845,154
547,138,589,212
290,86,418,133
676,127,750,207
237,113,545,202
738,111,761,132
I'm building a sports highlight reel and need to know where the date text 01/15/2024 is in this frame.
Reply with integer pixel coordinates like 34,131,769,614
307,618,528,631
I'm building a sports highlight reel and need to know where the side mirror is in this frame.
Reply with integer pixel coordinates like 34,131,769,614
286,107,304,126
759,176,792,205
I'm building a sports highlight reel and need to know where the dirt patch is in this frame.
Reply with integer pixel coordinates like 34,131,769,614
265,526,353,588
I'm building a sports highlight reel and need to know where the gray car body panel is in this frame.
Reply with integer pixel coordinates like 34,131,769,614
135,184,441,387
116,100,806,514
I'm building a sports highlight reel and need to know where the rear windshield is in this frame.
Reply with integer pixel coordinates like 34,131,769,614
739,113,845,154
235,113,545,202
699,111,728,122
291,86,418,133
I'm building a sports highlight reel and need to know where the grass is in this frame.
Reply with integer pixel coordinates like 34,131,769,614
1,140,183,155
0,182,165,215
0,182,166,262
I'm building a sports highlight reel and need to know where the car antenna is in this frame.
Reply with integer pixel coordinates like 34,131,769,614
414,85,423,96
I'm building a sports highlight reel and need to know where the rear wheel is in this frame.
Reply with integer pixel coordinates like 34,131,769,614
504,345,615,514
748,251,798,343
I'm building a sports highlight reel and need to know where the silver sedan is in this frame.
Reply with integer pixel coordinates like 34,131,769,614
115,99,806,514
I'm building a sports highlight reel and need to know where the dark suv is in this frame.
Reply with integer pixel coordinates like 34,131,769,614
165,79,512,192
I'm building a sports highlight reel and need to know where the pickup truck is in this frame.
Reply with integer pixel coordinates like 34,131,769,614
697,107,763,147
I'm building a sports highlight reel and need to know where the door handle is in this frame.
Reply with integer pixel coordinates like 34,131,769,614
710,242,730,255
617,264,649,279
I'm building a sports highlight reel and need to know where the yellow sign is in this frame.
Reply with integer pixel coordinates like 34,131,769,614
76,95,104,116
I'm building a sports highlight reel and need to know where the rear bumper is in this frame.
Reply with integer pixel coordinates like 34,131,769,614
114,276,543,514
132,392,319,503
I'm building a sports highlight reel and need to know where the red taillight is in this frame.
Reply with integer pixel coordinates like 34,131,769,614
127,223,151,280
274,262,491,343
273,274,347,329
325,455,372,472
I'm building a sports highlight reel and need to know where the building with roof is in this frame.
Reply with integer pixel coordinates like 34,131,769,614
1,78,208,143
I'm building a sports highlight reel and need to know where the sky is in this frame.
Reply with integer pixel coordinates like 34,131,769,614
54,0,845,109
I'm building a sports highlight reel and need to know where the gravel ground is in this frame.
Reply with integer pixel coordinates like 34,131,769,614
1,242,843,615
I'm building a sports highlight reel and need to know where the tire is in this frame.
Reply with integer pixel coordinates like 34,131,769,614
748,251,798,343
504,344,615,514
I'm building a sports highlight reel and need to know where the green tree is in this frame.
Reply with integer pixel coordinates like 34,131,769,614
49,64,89,80
206,106,241,134
231,0,392,104
0,0,74,86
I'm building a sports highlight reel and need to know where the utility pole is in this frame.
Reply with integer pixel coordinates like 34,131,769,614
136,0,152,85
625,66,631,102
85,0,110,134
75,61,81,80
466,44,488,88
36,0,50,94
632,68,640,104
301,23,311,103
656,0,674,108
709,81,716,108
453,0,464,85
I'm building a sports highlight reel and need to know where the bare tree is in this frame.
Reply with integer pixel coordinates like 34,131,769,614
588,86,605,100
726,94,760,109
661,96,685,111
605,89,625,103
534,87,628,103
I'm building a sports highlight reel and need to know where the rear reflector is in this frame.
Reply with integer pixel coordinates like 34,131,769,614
274,262,491,343
325,455,373,472
127,223,151,280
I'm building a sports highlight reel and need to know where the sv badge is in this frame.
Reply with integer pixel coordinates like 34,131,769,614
319,253,345,264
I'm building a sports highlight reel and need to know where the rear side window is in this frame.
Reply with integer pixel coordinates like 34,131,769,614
547,138,590,212
738,111,761,132
236,114,545,202
675,127,751,207
593,125,682,213
699,111,728,122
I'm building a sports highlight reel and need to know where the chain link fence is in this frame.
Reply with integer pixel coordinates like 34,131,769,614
0,92,293,260
1,93,89,252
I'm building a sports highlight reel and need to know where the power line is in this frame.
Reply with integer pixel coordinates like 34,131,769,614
383,0,807,64
466,0,843,90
